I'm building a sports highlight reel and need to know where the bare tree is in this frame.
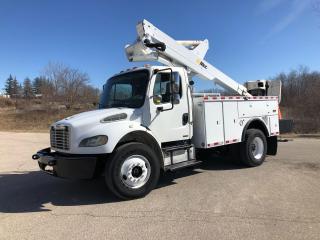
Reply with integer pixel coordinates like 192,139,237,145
43,62,93,109
43,62,65,100
271,66,320,133
80,85,100,105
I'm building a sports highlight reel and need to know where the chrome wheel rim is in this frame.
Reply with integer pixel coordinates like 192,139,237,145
120,155,151,189
251,137,264,160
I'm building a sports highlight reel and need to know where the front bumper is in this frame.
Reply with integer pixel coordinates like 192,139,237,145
32,148,98,179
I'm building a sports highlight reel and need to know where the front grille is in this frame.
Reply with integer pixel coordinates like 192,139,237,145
50,125,70,150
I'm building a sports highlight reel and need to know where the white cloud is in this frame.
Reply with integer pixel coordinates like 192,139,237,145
256,0,287,14
259,0,312,43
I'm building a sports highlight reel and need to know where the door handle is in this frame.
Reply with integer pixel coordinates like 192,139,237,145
182,113,189,125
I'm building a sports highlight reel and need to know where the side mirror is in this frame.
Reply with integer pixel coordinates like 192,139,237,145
153,95,162,105
152,68,175,112
173,94,180,104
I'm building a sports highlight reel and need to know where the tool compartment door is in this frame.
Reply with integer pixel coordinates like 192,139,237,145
204,102,224,147
238,100,274,118
223,101,241,143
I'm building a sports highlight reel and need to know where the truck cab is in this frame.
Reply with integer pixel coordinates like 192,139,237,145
46,66,193,156
98,66,193,146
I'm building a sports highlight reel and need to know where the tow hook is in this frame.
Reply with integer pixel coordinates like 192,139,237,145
32,154,40,160
32,149,57,166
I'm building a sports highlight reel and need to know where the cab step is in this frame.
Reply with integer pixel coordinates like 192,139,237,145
164,159,202,171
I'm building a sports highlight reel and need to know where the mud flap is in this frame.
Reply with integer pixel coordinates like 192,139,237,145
267,136,277,155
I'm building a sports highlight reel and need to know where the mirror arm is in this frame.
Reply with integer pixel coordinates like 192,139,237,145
157,106,163,112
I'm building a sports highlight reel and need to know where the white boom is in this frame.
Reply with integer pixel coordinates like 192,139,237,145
125,19,251,97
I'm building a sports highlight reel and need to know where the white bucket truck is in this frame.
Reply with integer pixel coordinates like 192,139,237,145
33,20,279,199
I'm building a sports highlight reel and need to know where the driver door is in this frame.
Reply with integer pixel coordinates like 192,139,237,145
147,69,190,144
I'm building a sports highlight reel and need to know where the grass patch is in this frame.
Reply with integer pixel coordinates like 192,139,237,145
0,109,85,132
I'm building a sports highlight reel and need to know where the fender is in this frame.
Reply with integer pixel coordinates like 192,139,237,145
115,130,164,168
241,118,269,141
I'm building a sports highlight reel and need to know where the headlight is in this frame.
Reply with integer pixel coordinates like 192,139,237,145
79,135,108,147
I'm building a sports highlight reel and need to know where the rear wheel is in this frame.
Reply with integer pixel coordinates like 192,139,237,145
240,129,267,167
105,142,160,199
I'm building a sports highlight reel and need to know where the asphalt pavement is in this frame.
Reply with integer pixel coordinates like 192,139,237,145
0,132,319,240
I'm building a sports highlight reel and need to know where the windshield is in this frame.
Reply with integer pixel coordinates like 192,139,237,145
99,70,149,109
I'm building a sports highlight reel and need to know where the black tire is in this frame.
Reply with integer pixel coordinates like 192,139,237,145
228,143,241,163
240,129,267,167
105,142,160,200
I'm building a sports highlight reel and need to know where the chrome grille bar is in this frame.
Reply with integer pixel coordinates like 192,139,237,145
50,125,70,150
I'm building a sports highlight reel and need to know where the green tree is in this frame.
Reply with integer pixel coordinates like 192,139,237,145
11,77,20,98
23,78,34,99
32,77,46,95
4,74,14,96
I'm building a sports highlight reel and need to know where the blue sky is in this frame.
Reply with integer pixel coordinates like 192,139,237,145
0,0,319,91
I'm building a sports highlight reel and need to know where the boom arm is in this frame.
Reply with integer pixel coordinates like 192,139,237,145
125,19,251,97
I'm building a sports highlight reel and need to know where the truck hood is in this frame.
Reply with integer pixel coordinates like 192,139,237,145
55,108,141,127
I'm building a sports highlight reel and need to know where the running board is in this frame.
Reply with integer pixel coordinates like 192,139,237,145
164,160,202,171
162,144,193,152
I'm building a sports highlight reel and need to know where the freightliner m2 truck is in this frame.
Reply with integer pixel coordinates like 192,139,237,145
33,20,279,199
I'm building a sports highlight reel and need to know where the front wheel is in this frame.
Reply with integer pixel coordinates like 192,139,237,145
240,129,267,167
105,142,160,199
